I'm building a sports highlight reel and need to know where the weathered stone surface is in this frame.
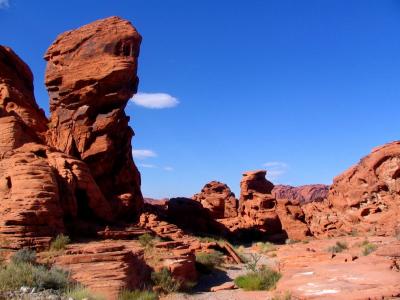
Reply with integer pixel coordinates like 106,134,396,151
276,236,400,299
0,141,115,249
193,181,238,218
276,199,310,240
0,46,48,137
53,241,150,300
45,16,143,221
238,170,281,234
273,184,329,204
304,141,400,237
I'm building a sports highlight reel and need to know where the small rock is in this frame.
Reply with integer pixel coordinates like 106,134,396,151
20,286,30,293
210,282,236,292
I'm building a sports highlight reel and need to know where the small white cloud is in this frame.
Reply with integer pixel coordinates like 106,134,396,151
132,149,157,160
0,0,9,9
263,161,288,168
263,161,289,181
139,163,157,169
131,92,179,109
164,166,174,171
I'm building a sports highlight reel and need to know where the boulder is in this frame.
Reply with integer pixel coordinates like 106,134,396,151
238,170,281,234
193,181,238,218
53,241,150,300
44,16,143,221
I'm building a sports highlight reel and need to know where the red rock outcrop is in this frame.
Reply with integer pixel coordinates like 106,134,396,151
44,16,143,221
53,241,150,300
304,141,400,237
273,184,329,204
276,199,310,240
193,181,238,218
0,46,64,249
0,46,48,138
238,170,281,234
0,16,144,248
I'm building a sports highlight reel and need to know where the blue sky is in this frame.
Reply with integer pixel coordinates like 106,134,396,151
1,0,400,198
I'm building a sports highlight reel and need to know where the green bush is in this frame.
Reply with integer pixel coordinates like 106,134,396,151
195,250,223,273
118,290,158,300
138,234,155,248
327,241,348,253
151,268,181,294
0,262,70,291
11,248,36,264
66,285,106,300
235,267,282,291
256,242,277,253
33,265,70,290
50,234,70,251
362,242,377,256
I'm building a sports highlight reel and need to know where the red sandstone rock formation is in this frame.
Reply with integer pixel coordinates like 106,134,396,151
304,141,400,237
0,46,48,138
0,45,111,249
53,241,150,300
193,181,238,218
44,16,143,220
0,16,144,248
238,170,281,234
273,184,329,204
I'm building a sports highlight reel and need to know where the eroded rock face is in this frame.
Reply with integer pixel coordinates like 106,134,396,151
45,16,143,220
305,141,400,237
238,170,281,233
0,46,48,137
53,241,150,300
273,184,329,204
193,181,238,218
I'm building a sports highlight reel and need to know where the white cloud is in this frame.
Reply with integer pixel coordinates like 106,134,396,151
263,161,288,168
131,92,179,109
0,0,9,9
164,166,174,171
139,163,157,169
263,161,289,181
132,149,157,160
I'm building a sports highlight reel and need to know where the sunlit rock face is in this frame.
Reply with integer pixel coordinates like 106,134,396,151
193,181,238,219
304,141,400,237
45,16,143,220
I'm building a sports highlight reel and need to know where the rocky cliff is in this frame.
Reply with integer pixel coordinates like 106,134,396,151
0,16,144,249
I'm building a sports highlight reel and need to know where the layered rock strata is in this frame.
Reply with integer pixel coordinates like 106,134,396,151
304,141,400,237
44,16,143,220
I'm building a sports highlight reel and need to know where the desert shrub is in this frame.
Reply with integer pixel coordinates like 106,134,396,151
234,267,281,291
256,242,276,253
50,234,70,251
33,265,70,290
11,248,36,264
138,234,155,248
0,261,70,291
362,242,377,256
118,290,158,300
272,291,292,300
285,239,298,245
66,285,106,300
151,268,181,294
327,241,348,253
195,250,224,273
245,253,261,273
